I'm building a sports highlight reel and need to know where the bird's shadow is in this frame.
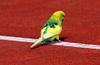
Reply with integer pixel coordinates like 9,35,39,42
43,36,68,45
60,37,68,41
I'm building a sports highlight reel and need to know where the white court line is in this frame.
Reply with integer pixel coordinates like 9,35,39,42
0,35,100,50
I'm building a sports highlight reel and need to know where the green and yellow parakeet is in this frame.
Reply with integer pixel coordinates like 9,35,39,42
30,11,65,48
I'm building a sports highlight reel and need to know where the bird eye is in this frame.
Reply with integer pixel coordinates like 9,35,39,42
62,14,65,17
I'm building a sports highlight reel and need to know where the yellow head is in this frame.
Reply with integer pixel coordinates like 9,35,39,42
52,11,65,21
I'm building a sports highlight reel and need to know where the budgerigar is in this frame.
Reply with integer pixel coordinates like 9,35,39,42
30,11,65,48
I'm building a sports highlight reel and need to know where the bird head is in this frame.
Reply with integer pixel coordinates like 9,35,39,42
52,11,65,22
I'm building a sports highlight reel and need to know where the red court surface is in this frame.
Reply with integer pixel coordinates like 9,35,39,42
0,40,100,65
0,0,100,44
0,0,100,65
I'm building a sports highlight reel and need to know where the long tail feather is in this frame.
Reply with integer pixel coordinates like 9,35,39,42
30,37,43,48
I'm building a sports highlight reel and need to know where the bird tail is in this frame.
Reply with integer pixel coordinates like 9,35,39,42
30,37,43,48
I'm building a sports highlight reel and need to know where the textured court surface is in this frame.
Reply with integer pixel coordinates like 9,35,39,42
0,0,100,65
0,40,100,65
0,0,100,44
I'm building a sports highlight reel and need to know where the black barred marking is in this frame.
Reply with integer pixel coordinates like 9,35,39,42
45,22,58,28
50,24,55,28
